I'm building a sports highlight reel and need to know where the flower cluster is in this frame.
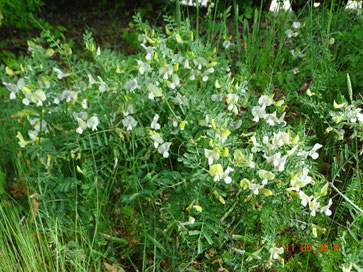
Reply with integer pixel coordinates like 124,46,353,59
285,21,301,38
178,0,214,8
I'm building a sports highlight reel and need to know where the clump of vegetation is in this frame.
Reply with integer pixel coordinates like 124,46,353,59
0,0,43,28
0,2,362,271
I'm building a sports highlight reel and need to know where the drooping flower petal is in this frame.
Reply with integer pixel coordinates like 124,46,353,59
87,116,99,131
158,142,172,158
122,116,138,131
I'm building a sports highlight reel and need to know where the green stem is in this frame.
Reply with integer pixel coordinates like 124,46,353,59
327,0,334,35
196,1,199,40
176,0,181,28
329,182,363,213
163,84,179,121
233,0,242,58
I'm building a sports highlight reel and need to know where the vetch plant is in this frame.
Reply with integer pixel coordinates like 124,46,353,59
0,12,359,272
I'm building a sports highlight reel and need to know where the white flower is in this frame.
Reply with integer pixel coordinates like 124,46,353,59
184,58,191,69
200,115,209,127
345,107,363,123
287,145,298,156
141,44,154,60
264,112,279,126
291,168,312,190
221,166,234,184
22,98,30,105
3,79,24,99
251,136,261,153
309,198,320,216
209,164,223,181
179,216,196,226
202,68,214,82
16,132,27,148
137,60,151,75
169,117,178,128
28,130,39,141
249,183,263,195
200,0,209,7
23,89,47,106
18,78,25,88
151,114,161,130
148,82,162,100
97,76,108,92
167,74,180,89
347,107,363,123
150,134,163,148
158,142,172,158
62,90,75,103
357,112,363,123
193,57,207,70
138,34,147,44
292,22,301,29
227,93,239,114
266,152,288,172
88,73,96,85
124,104,134,116
171,53,183,64
204,149,220,165
263,135,271,147
248,160,255,169
87,116,99,131
9,88,17,99
53,68,69,79
272,131,290,148
180,0,213,7
159,43,172,58
76,118,87,134
258,169,275,185
269,247,284,260
81,99,88,109
223,40,231,49
235,119,242,129
320,199,333,216
159,64,173,80
299,191,311,207
73,111,88,121
122,116,138,131
53,94,63,104
278,112,287,126
293,67,300,74
342,263,353,272
258,95,273,106
189,69,200,80
124,78,140,92
252,105,266,122
285,29,294,38
306,89,314,97
28,117,48,133
309,143,322,160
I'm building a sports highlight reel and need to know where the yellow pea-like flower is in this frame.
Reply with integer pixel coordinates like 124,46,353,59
6,66,16,75
221,147,229,157
209,164,223,177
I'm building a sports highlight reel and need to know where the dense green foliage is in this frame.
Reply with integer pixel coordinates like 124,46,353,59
0,0,42,28
0,2,362,271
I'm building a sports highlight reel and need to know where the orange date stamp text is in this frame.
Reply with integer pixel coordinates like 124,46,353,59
285,243,339,253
